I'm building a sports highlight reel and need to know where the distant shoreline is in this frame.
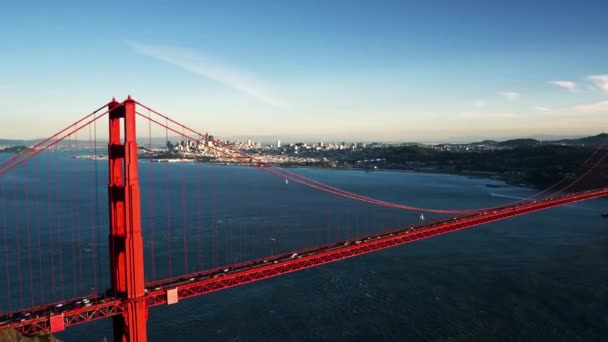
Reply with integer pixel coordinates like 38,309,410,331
72,153,529,189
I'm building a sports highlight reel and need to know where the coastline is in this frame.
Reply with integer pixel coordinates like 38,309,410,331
73,154,532,189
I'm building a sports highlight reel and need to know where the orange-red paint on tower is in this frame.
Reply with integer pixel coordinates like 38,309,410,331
108,97,148,342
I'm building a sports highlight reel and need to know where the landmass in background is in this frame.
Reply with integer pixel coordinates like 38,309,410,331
31,132,608,190
0,329,60,342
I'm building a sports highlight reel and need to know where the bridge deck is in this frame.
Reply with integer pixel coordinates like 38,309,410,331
2,188,606,335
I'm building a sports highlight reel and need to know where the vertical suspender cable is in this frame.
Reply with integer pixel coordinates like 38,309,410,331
24,158,34,307
224,164,230,265
2,176,11,311
69,132,78,297
35,148,44,304
237,153,243,261
75,128,83,290
13,161,24,307
315,190,321,246
212,162,218,268
47,139,56,301
181,128,188,273
89,121,98,294
166,118,172,277
345,198,350,241
325,185,330,245
148,110,156,281
94,113,102,294
197,144,203,270
56,142,65,300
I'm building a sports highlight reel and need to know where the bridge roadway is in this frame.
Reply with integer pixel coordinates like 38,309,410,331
2,188,607,335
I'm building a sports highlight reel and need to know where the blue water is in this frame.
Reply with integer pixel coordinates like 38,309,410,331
1,152,607,341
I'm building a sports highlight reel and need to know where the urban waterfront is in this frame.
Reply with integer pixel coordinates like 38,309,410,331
1,153,607,341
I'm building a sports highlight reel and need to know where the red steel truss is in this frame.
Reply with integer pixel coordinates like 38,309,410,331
3,188,607,337
143,188,608,306
2,186,606,337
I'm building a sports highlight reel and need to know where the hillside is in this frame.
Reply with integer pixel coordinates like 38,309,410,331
0,146,29,153
0,329,60,342
551,133,608,146
294,143,607,189
496,138,539,147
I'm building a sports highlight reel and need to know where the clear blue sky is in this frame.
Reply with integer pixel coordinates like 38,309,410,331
1,0,607,142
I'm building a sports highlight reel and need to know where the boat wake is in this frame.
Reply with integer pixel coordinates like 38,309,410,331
489,193,526,200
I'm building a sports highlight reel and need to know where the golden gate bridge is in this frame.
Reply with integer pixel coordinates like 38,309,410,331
0,97,606,341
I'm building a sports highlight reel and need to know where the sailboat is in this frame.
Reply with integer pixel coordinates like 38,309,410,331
419,213,425,221
285,179,289,185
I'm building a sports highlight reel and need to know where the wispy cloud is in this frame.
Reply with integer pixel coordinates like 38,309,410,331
588,74,608,93
499,91,520,101
472,99,487,108
586,84,599,92
537,100,608,117
128,41,288,108
457,111,519,120
573,100,608,114
549,80,580,93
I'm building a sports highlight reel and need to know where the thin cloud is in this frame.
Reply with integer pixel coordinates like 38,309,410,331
538,100,608,117
128,41,288,108
472,99,487,108
586,84,598,92
573,100,608,114
499,91,520,101
549,80,580,93
588,74,608,93
457,111,519,120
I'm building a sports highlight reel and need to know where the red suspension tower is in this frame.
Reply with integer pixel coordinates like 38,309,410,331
108,96,148,341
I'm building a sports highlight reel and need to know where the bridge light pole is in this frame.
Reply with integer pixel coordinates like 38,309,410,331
108,96,148,342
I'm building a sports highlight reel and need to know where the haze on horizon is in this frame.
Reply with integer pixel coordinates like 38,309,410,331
0,1,607,142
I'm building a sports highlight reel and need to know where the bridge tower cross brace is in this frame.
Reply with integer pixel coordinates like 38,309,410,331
108,96,148,342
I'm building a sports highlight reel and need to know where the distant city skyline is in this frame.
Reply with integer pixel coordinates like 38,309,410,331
1,131,605,146
1,1,607,141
